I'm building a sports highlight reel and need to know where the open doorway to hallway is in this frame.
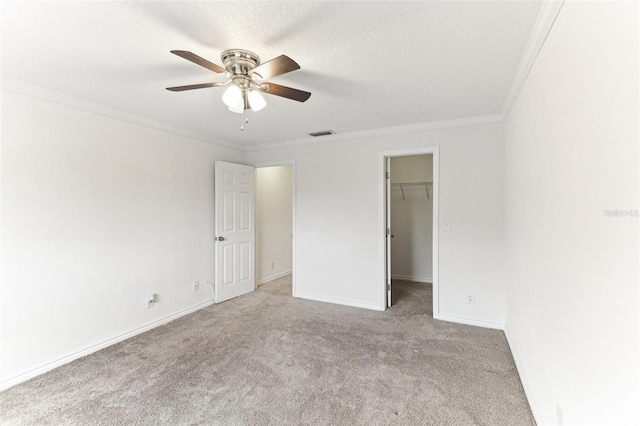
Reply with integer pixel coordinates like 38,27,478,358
255,165,294,292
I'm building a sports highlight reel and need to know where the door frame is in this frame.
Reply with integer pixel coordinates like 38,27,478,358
378,147,439,315
252,160,297,296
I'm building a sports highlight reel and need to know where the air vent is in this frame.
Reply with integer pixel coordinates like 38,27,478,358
309,130,335,137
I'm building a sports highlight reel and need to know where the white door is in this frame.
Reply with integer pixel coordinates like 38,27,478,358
215,161,255,303
385,157,392,308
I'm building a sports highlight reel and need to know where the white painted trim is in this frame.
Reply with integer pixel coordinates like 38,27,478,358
434,313,505,330
379,147,440,315
432,151,440,317
0,299,215,392
379,154,389,311
0,78,245,153
501,0,565,119
247,114,503,152
504,324,544,425
1,0,562,158
252,160,297,297
295,292,384,312
0,75,3,377
257,270,292,285
391,275,432,284
252,160,295,168
0,2,562,158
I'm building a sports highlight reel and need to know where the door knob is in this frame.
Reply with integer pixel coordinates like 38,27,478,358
216,236,225,241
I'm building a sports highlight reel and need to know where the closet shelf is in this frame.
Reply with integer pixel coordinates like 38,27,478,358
391,181,433,200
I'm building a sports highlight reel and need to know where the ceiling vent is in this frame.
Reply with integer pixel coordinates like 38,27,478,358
309,130,335,137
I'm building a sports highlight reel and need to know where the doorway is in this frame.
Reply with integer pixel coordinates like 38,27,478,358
380,147,439,315
255,163,294,294
390,154,434,287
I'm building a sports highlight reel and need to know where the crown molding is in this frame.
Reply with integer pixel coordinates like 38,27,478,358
2,2,562,155
248,1,565,153
245,113,504,152
501,0,564,119
0,78,245,153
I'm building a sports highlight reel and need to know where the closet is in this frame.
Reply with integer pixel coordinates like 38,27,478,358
390,154,433,284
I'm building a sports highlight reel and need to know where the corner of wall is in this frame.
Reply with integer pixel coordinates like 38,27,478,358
503,324,545,425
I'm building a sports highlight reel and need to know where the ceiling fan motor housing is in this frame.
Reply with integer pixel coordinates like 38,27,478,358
221,49,262,86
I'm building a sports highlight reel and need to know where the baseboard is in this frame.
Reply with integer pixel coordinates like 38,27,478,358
504,324,543,426
434,313,505,330
0,299,215,392
391,274,432,283
257,270,292,285
295,292,384,311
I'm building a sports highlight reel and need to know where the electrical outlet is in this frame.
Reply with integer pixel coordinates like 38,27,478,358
146,294,156,309
271,261,275,270
193,281,199,291
466,293,475,304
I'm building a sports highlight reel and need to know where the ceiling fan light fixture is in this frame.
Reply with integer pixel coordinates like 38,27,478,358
228,102,244,114
248,90,267,112
222,85,242,107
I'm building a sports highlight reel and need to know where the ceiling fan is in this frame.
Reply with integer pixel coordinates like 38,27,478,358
166,49,311,128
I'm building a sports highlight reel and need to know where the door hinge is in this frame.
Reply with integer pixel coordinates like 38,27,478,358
385,172,390,179
386,227,390,236
387,284,391,290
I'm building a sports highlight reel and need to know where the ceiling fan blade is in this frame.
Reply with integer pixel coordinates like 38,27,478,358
251,55,300,80
261,83,311,102
166,82,226,92
171,50,227,74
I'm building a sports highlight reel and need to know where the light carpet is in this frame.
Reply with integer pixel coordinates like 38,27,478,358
0,276,534,425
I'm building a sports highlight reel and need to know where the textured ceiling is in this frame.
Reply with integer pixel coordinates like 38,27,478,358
1,1,542,148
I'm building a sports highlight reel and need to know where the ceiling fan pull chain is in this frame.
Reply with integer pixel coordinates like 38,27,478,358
240,90,250,131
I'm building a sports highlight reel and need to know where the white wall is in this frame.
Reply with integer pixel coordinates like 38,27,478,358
255,165,293,283
0,89,245,388
390,154,433,282
247,122,505,325
503,2,639,425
